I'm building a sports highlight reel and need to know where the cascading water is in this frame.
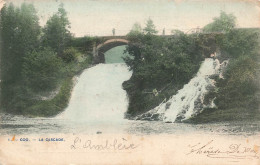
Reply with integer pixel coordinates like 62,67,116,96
59,63,132,123
2,57,259,136
136,58,228,122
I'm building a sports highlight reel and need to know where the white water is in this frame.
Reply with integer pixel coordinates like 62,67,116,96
59,63,132,123
163,58,219,121
142,58,226,122
62,58,226,124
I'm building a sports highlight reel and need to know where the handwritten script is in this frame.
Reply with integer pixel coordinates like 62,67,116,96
71,137,139,151
187,140,260,161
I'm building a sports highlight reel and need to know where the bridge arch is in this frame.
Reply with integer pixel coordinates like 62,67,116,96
93,38,129,64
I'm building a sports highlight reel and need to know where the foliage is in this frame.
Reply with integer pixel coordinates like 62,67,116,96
123,20,205,116
42,3,71,55
216,28,259,59
128,22,142,35
125,13,260,122
211,28,260,111
171,29,184,35
60,47,81,63
143,18,158,35
0,3,40,82
207,13,260,112
23,53,92,117
203,11,236,33
22,48,64,93
22,78,73,117
0,2,41,111
215,56,259,110
0,2,93,117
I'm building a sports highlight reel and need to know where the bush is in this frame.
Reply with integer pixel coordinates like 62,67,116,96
215,56,259,110
22,48,64,93
22,78,73,117
217,29,259,59
60,47,81,63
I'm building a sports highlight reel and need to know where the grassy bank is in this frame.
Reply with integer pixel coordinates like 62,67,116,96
20,55,93,117
0,47,93,117
22,78,73,117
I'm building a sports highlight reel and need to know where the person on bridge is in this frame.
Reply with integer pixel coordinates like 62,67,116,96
112,28,115,36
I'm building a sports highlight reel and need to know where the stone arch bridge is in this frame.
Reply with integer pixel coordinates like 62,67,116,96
93,36,129,64
92,32,223,64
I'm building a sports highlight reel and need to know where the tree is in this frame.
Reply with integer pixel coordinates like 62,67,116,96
218,29,259,58
203,11,236,33
143,18,158,35
42,3,71,55
128,22,142,35
0,3,19,82
0,3,41,111
171,29,184,36
0,3,40,81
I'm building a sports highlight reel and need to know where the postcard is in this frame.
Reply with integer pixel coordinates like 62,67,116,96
0,0,260,164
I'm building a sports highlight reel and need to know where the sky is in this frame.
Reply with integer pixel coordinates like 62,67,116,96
1,0,260,36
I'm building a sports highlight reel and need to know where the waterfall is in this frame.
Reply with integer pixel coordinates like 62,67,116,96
59,63,132,123
136,58,228,122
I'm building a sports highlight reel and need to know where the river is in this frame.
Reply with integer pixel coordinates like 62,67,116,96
1,112,260,136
